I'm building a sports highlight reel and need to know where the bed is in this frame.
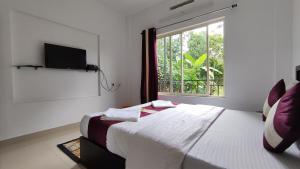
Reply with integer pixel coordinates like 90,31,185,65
80,103,300,169
80,103,170,148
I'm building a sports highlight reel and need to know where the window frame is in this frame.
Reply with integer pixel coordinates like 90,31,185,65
157,17,225,97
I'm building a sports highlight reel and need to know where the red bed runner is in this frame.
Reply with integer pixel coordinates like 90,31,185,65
88,105,172,148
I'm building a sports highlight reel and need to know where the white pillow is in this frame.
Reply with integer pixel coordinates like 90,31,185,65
152,100,175,108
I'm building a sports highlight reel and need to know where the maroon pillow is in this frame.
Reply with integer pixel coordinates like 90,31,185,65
263,82,300,153
263,79,286,121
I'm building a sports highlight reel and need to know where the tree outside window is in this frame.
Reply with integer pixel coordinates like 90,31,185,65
157,20,224,96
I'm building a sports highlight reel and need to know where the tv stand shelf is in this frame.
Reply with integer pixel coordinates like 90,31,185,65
15,65,44,70
14,65,99,72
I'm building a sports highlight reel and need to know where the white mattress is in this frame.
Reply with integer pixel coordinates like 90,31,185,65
80,105,300,169
107,104,224,169
80,103,151,138
183,109,300,169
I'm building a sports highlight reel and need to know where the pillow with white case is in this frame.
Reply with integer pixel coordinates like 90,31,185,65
263,79,286,121
263,82,300,153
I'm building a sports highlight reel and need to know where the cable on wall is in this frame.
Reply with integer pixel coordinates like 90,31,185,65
98,68,120,92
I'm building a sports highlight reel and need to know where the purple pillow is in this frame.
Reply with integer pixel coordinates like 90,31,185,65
263,82,300,153
263,79,286,121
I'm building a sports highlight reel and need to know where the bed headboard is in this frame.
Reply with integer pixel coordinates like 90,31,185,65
297,65,300,81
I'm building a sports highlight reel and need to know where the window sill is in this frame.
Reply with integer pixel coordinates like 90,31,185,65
158,92,225,99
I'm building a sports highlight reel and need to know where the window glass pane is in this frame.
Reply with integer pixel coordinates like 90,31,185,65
157,37,170,92
156,19,225,97
208,21,224,96
182,27,207,95
157,38,165,92
171,34,182,93
165,36,171,92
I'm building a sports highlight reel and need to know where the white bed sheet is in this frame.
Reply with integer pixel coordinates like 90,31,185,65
80,104,300,169
80,103,151,138
107,104,224,169
183,109,300,169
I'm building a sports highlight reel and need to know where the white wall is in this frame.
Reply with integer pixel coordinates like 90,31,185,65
275,0,293,82
293,0,300,77
127,0,293,111
11,11,100,103
0,0,129,141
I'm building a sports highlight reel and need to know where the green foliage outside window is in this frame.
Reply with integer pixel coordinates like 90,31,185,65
157,21,224,96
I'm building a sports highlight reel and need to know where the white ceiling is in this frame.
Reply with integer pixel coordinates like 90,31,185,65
96,0,168,16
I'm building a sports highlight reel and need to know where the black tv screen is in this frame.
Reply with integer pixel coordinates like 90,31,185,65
45,43,87,70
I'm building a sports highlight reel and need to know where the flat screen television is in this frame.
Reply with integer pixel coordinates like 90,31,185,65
45,43,87,70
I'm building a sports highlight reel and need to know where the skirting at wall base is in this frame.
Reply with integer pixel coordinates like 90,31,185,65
0,123,80,144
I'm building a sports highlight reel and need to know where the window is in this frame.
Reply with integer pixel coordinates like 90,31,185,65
157,19,224,96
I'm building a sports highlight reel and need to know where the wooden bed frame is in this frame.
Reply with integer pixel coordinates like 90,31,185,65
80,136,125,169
